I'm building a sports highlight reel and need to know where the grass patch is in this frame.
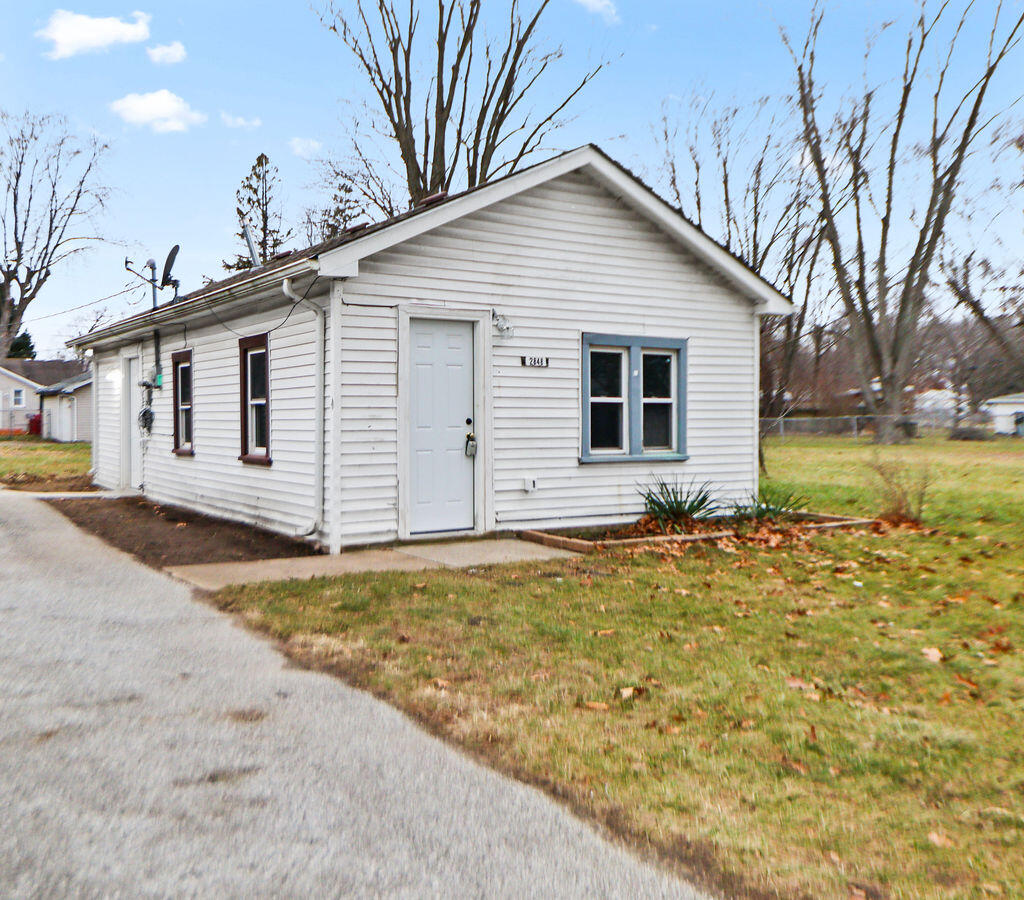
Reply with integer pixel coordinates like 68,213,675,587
214,435,1024,899
0,435,91,485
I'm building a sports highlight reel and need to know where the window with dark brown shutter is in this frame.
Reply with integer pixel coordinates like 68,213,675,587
171,349,194,456
239,334,271,465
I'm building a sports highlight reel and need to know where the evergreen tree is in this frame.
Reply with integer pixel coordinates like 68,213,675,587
223,154,293,271
7,331,36,359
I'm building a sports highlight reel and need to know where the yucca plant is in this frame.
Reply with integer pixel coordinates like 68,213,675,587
640,477,719,530
734,484,808,521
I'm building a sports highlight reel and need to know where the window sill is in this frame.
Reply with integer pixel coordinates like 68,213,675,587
579,452,689,464
172,448,195,457
239,454,272,467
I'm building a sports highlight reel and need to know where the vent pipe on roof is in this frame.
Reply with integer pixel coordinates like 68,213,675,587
414,191,447,208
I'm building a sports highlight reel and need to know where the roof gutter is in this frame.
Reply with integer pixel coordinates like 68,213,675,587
68,257,321,351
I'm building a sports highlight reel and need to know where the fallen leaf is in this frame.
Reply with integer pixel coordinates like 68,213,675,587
584,701,609,711
954,672,978,689
413,582,427,589
807,724,818,743
664,725,682,735
939,690,952,705
433,678,451,689
619,686,636,700
928,831,955,848
595,629,616,637
922,647,943,664
397,633,411,644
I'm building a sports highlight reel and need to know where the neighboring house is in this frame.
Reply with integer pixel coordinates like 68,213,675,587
983,392,1024,435
70,145,792,552
0,359,88,434
38,371,93,442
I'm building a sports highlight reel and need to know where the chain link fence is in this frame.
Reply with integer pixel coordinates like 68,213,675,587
760,413,967,440
0,407,51,437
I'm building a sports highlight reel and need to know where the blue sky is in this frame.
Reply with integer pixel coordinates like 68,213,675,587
1,1,1016,355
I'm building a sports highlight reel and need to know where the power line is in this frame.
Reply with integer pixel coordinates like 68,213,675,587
21,284,145,324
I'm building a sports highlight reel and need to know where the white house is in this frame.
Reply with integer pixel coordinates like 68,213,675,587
38,371,94,442
0,358,88,434
70,146,792,552
984,392,1024,435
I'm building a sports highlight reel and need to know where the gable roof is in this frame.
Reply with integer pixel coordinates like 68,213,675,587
72,145,792,349
37,370,92,396
1,358,87,388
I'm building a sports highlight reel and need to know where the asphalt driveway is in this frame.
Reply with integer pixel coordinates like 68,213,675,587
0,492,701,898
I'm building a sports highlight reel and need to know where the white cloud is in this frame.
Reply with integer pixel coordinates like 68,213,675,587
221,111,262,130
572,0,619,24
37,9,151,59
110,89,206,133
146,40,186,64
289,137,322,159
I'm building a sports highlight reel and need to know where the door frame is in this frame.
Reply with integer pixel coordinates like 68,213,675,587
121,352,142,490
397,305,494,540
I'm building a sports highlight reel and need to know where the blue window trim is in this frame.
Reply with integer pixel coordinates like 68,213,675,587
580,332,688,463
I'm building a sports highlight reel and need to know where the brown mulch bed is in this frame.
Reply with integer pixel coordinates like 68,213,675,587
2,474,99,492
47,496,323,568
552,514,768,542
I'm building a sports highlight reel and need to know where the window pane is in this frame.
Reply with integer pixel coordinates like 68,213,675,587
590,351,622,398
590,401,623,450
181,408,192,445
248,349,267,400
643,402,673,449
643,353,672,399
178,364,192,405
251,403,268,451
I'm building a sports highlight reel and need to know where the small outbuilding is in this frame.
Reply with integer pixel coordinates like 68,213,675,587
984,392,1024,436
38,371,94,442
70,146,792,551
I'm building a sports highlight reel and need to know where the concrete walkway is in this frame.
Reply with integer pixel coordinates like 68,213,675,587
165,537,575,591
0,491,701,898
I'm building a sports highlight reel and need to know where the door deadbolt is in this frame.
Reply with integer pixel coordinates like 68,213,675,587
465,432,478,458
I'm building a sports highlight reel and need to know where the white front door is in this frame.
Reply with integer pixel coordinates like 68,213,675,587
123,357,142,488
409,318,475,534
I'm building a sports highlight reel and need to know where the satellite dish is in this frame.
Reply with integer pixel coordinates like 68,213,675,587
160,245,180,289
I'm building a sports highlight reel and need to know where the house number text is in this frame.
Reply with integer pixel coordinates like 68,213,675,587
521,355,550,368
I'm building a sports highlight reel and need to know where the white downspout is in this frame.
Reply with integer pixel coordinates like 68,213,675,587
283,276,326,540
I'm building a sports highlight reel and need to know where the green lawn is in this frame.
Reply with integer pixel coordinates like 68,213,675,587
215,436,1024,899
0,435,92,484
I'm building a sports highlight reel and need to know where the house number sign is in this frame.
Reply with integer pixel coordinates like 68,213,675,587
521,355,550,368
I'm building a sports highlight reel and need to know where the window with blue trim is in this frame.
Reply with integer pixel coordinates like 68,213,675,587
581,333,688,462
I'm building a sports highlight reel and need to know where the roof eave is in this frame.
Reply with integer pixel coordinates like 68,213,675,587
69,257,320,350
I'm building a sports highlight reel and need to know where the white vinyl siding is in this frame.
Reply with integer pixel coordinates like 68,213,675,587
335,170,758,544
88,169,760,549
92,292,332,541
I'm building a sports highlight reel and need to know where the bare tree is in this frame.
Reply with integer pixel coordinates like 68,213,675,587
0,112,107,360
223,153,294,271
318,0,601,215
657,94,826,424
943,253,1024,381
788,1,1024,442
942,130,1024,383
302,175,364,245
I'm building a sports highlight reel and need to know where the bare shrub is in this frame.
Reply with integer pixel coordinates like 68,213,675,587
865,454,930,524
